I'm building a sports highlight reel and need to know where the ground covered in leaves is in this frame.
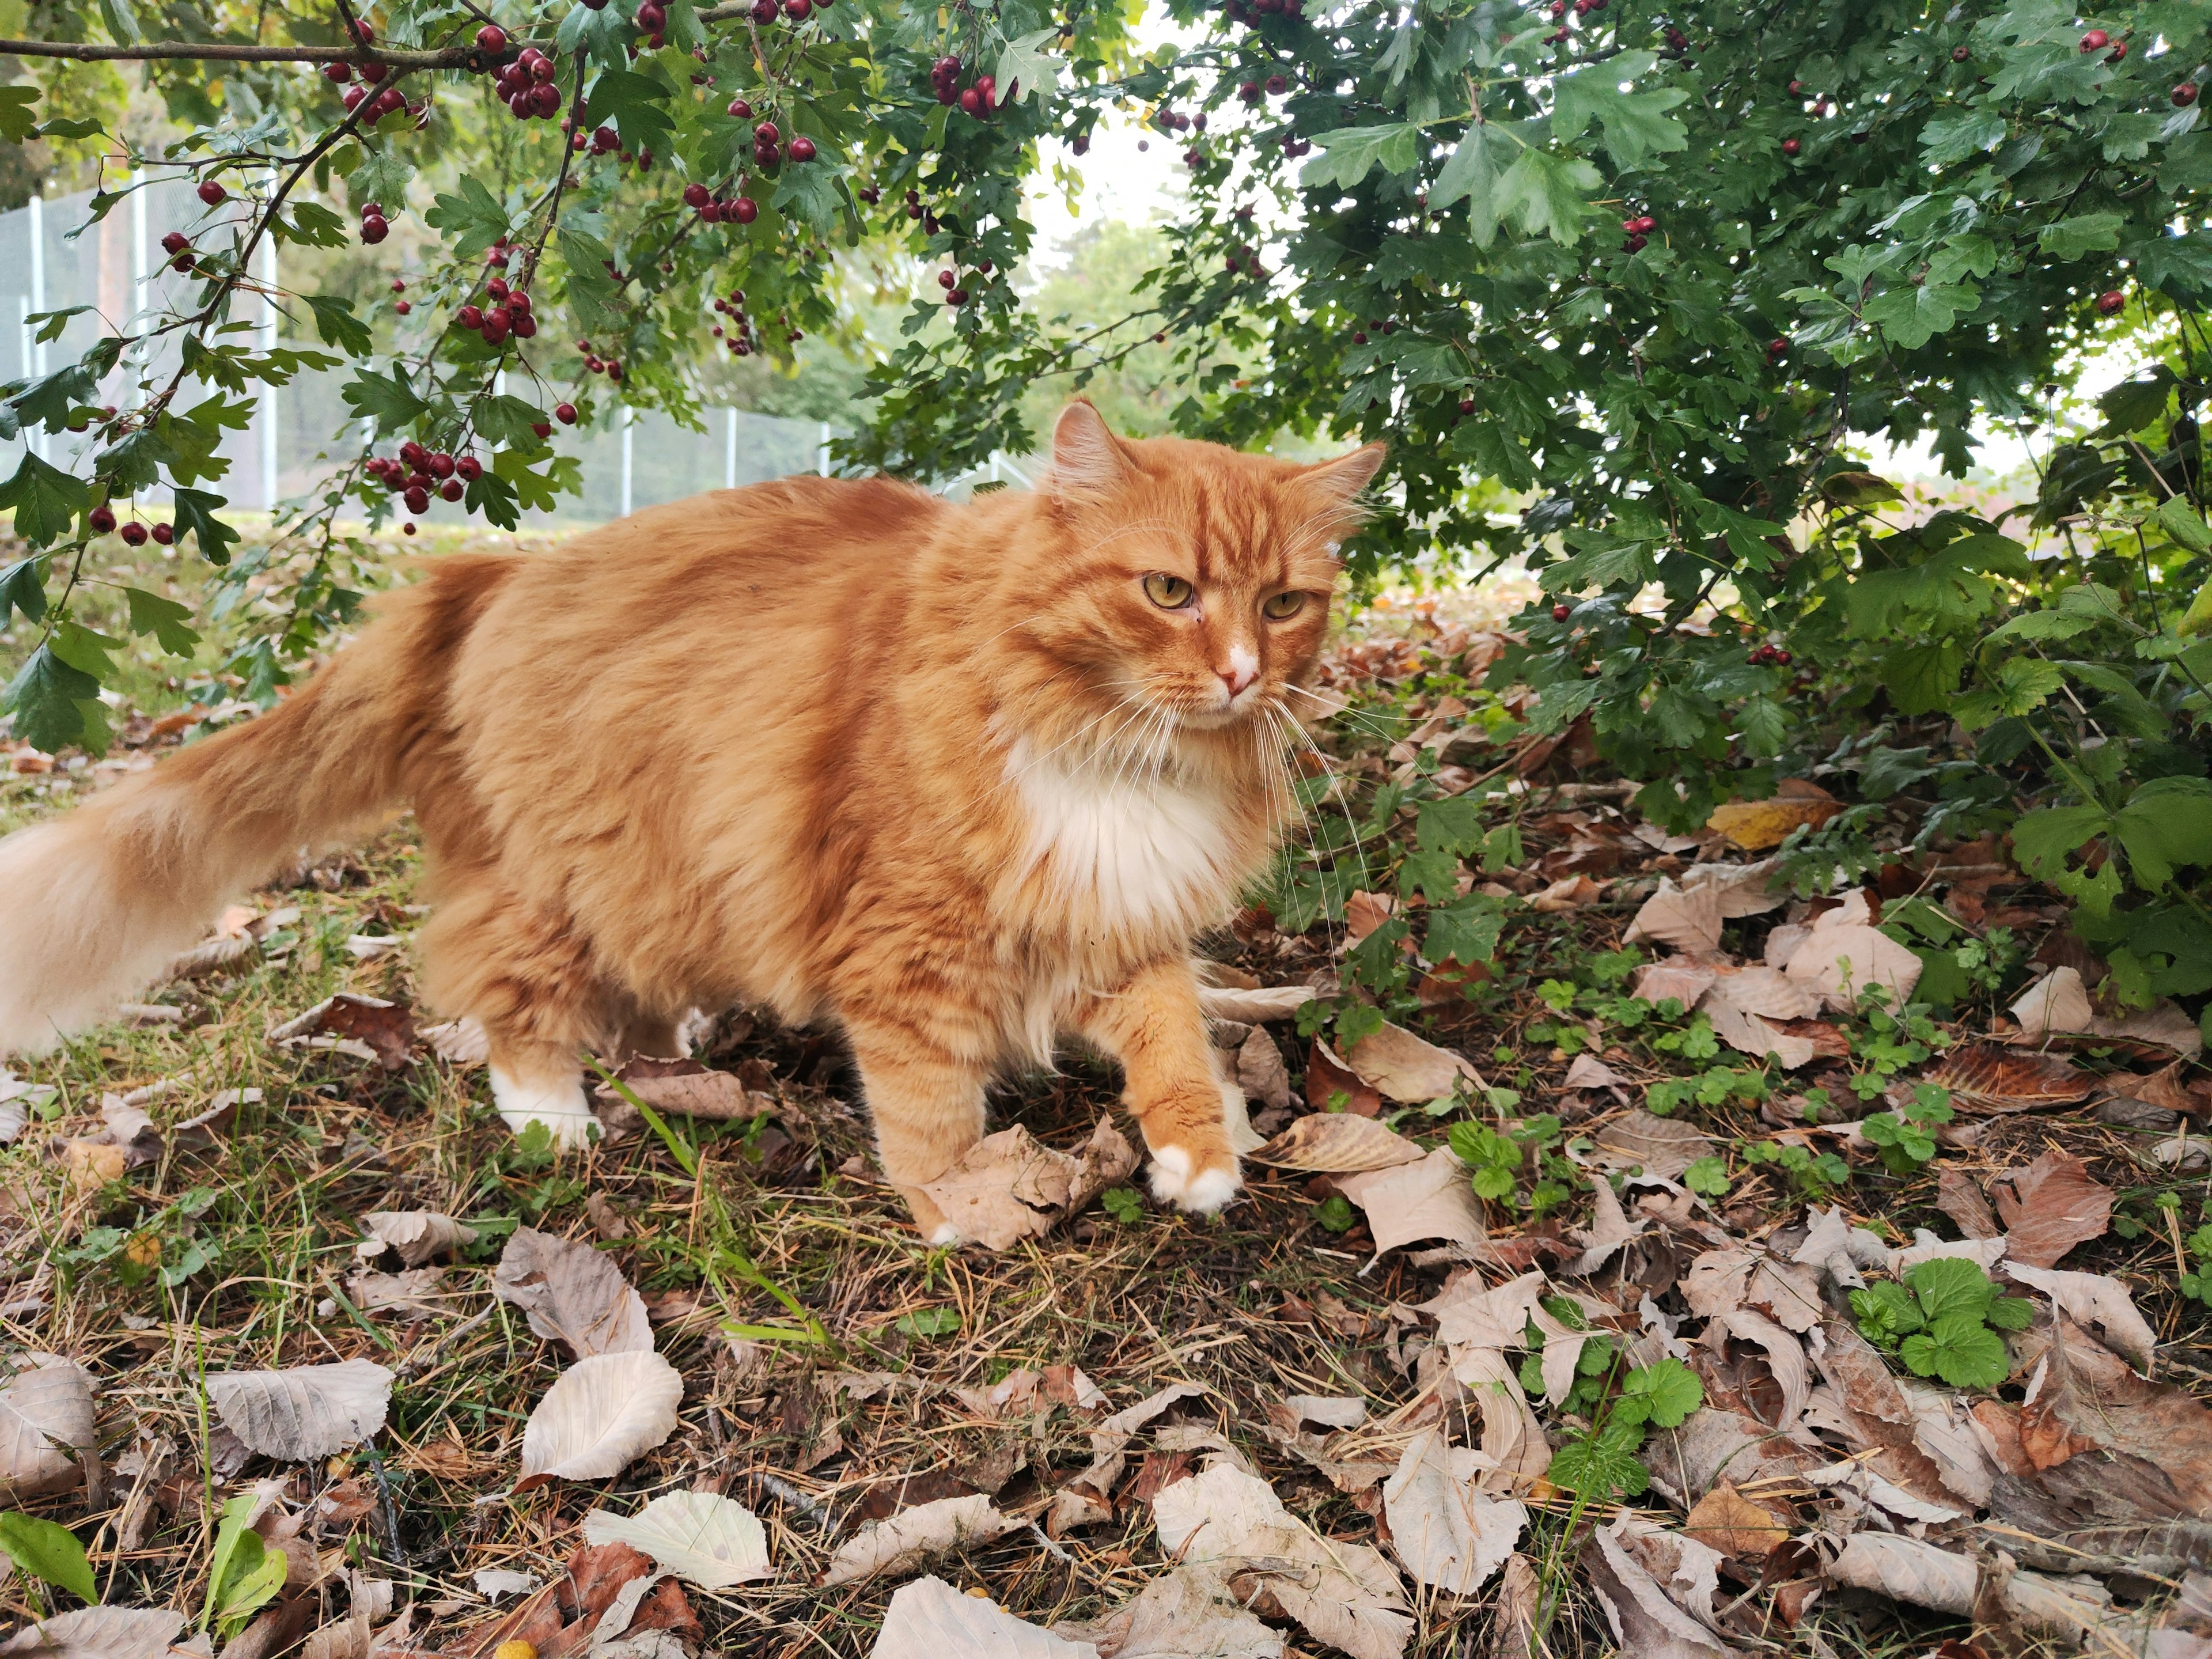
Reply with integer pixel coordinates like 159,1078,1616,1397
2,593,2212,1659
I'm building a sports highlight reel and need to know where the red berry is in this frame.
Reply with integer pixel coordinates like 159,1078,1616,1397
404,486,430,514
324,61,353,84
789,135,815,161
151,522,174,546
753,119,779,145
637,2,666,28
555,402,578,425
1950,44,1969,61
343,86,367,111
785,0,810,17
684,182,711,209
2178,83,2200,107
959,86,982,115
946,288,968,306
728,97,753,119
531,82,562,116
1775,650,1793,666
441,479,464,501
394,299,410,315
458,305,484,329
476,23,507,51
1551,603,1570,622
360,60,388,82
2079,28,2108,51
427,452,454,478
1781,137,1801,157
161,230,188,255
403,522,416,535
2108,40,2127,59
347,17,374,43
359,213,388,244
1457,397,1475,415
88,505,117,534
531,421,553,438
196,179,225,206
120,521,148,546
732,196,757,223
2096,289,2126,315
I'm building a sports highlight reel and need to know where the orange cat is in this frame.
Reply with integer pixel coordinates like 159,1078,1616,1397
0,403,1382,1239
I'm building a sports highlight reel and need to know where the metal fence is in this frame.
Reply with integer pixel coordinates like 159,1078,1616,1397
0,179,842,527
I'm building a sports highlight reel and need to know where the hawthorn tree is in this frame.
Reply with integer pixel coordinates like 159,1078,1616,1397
7,0,2212,1022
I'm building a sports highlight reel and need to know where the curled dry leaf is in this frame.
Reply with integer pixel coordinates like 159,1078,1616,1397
1633,958,1720,1008
1307,1040,1383,1118
1990,1152,2112,1270
1562,1054,1627,1092
1934,1166,2001,1240
1925,1044,2092,1114
584,1491,771,1590
869,1577,1099,1658
420,1015,490,1067
1153,1463,1412,1659
207,1358,393,1461
1584,1515,1742,1659
1344,1021,1483,1104
357,1210,477,1267
593,1058,774,1122
2004,1264,2156,1371
1678,857,1789,916
822,1493,1021,1587
2011,967,2205,1056
0,1607,187,1659
1251,1113,1423,1173
1591,1110,1714,1181
1701,968,1823,1069
493,1226,654,1359
1381,1427,1528,1594
918,1119,1138,1251
1336,1146,1488,1257
0,1353,94,1501
1780,909,1921,1012
518,1350,684,1487
270,993,415,1071
1236,1025,1292,1113
1828,1532,1975,1616
1681,1480,1790,1558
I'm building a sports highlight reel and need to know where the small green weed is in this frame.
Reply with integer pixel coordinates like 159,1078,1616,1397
1850,1258,2030,1389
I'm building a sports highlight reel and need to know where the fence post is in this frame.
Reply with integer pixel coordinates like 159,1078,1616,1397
27,190,44,461
130,169,147,343
257,199,278,511
621,405,634,516
817,420,830,477
725,407,737,489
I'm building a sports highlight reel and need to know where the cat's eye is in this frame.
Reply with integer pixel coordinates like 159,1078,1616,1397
1143,573,1195,609
1262,590,1307,620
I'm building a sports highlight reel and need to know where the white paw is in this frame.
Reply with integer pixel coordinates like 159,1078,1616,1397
491,1066,601,1148
1147,1144,1242,1214
927,1223,965,1247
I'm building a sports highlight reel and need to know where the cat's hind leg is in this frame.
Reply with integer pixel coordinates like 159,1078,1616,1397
843,1018,989,1245
1075,959,1242,1213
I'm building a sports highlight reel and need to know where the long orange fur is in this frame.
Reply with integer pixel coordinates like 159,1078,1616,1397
0,403,1383,1238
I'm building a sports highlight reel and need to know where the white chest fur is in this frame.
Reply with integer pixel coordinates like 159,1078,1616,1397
1004,735,1240,937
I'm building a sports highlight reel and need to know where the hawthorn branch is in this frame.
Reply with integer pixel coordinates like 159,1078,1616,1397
0,37,503,70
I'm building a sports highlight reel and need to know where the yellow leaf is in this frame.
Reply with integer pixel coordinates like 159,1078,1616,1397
1705,796,1842,851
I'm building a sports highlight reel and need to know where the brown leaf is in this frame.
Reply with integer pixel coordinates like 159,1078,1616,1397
1934,1166,2000,1240
357,1210,476,1267
1592,1110,1714,1180
469,1542,698,1659
206,1359,392,1461
821,1493,1022,1586
1235,1026,1292,1112
1344,1021,1483,1103
1306,1040,1382,1117
1251,1113,1423,1173
593,1057,772,1121
1344,889,1397,944
270,993,414,1071
1925,1045,2092,1114
1682,1481,1790,1558
493,1226,654,1359
1624,880,1724,955
0,1355,93,1501
1990,1152,2112,1269
1336,1147,1487,1256
917,1119,1139,1251
1485,1554,1540,1659
1633,958,1720,1007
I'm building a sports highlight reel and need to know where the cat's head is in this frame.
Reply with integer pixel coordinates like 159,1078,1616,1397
1028,400,1386,736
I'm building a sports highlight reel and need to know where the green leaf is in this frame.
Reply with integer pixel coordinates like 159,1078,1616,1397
1397,847,1460,904
1819,471,1903,507
2,646,108,756
994,26,1060,104
340,366,430,430
1431,122,1518,247
170,487,239,566
423,177,511,262
1900,1313,2009,1389
1906,1256,1999,1323
2158,495,2212,554
893,1305,959,1337
0,86,38,145
122,588,200,656
1300,123,1423,191
0,453,91,548
473,394,550,450
581,69,677,156
1546,1418,1649,1499
1850,1280,1925,1348
1551,57,1690,170
0,555,47,627
1615,1357,1702,1429
1416,796,1486,857
1681,1156,1729,1196
1498,146,1600,244
0,1513,96,1604
2038,213,2126,261
48,621,120,683
1426,895,1505,968
2111,776,2212,889
305,294,374,357
346,150,413,218
559,229,626,335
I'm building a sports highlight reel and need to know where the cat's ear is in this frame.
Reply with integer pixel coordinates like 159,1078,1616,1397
1301,442,1389,512
1049,400,1134,498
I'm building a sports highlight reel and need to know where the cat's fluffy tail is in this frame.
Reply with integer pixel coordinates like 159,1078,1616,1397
0,553,510,1056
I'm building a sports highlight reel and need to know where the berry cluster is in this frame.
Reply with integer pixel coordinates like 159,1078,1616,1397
358,199,390,245
575,339,627,381
929,56,1001,115
1620,212,1657,252
2078,26,2126,60
745,0,828,24
495,44,565,121
334,59,414,126
1236,74,1289,103
1747,642,1793,666
87,505,174,546
709,290,762,354
684,179,760,224
160,229,196,272
454,247,538,343
367,440,481,517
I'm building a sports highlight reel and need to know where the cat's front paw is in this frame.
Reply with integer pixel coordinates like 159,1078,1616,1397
1147,1142,1243,1213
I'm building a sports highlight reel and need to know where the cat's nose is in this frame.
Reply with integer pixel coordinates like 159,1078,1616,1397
1217,661,1259,697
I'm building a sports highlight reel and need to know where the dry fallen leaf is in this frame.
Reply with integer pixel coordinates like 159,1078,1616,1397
1344,1021,1483,1103
1706,787,1842,851
1681,1481,1790,1558
1068,1563,1285,1659
1381,1427,1528,1594
1584,1515,1741,1659
1934,1166,2001,1240
1236,1026,1292,1112
1485,1555,1539,1659
918,1119,1138,1251
1249,1113,1423,1173
1924,1044,2092,1114
1307,1040,1383,1117
1591,1110,1715,1181
1678,858,1789,917
270,993,415,1071
869,1576,1099,1658
1990,1152,2112,1270
583,1491,772,1590
1198,984,1317,1023
493,1226,654,1359
0,1607,187,1659
1337,1147,1488,1257
1624,880,1724,955
1528,874,1604,912
1781,912,1922,1012
1154,1463,1412,1659
1633,958,1721,1007
207,1359,393,1461
357,1210,477,1268
2003,1264,2156,1370
0,1353,94,1501
823,1493,1022,1587
518,1350,684,1487
593,1059,774,1122
2010,968,2206,1058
